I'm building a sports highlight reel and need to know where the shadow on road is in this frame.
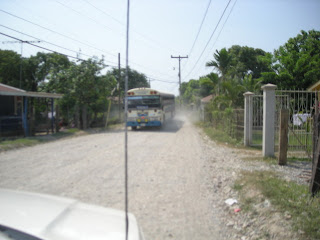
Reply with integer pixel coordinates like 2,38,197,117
131,118,185,133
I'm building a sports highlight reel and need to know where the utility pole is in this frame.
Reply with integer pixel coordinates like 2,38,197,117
1,40,42,88
171,55,188,110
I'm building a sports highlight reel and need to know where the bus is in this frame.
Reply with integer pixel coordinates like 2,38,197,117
126,88,175,130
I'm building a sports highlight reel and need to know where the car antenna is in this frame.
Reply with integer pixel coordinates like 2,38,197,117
124,0,130,239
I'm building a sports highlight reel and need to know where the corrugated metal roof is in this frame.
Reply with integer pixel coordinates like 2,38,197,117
0,83,63,99
0,83,26,93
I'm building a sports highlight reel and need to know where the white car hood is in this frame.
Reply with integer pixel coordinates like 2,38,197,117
0,189,143,240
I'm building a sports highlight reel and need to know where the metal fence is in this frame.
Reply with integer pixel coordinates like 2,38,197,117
276,90,318,155
252,95,263,146
250,90,318,156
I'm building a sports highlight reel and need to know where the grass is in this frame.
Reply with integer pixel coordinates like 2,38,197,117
196,122,242,146
0,122,125,152
235,170,320,240
252,129,313,153
0,128,81,151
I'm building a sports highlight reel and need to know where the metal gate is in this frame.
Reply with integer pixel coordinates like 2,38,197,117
276,90,318,156
251,90,318,156
252,95,263,146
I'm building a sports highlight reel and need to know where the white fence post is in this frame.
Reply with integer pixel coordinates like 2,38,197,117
244,92,254,146
262,83,277,157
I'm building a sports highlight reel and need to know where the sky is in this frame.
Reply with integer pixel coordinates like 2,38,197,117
0,0,319,96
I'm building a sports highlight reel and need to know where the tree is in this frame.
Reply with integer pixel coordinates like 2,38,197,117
261,30,320,89
0,51,71,91
199,72,219,96
0,50,21,87
206,46,269,96
107,67,149,96
227,45,271,80
51,58,116,128
206,48,232,79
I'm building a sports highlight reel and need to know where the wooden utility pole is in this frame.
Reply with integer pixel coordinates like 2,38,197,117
171,55,188,110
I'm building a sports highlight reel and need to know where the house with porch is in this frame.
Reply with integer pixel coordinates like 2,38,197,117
0,83,63,137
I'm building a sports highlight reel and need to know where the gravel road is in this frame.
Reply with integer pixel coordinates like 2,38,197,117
0,113,310,239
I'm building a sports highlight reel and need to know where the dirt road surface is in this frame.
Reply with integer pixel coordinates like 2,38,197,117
0,114,244,239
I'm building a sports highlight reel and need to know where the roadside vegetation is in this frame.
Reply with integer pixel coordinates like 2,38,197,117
196,121,241,146
0,128,81,151
234,171,320,240
196,112,318,239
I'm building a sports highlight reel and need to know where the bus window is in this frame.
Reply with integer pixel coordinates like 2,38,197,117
128,96,160,109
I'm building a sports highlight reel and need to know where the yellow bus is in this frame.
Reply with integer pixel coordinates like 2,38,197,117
126,88,175,130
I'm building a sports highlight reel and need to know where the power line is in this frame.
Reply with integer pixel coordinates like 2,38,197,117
0,24,96,60
149,77,178,84
0,24,120,66
0,31,93,62
0,26,178,83
183,0,212,68
208,0,238,55
81,0,178,54
191,0,238,79
0,9,118,58
0,31,178,87
54,0,124,37
0,23,176,79
0,9,178,81
182,0,233,81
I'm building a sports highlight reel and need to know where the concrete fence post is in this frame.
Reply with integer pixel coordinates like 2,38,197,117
244,92,254,146
262,83,277,157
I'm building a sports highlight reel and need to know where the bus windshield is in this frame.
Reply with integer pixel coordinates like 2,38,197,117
128,96,160,109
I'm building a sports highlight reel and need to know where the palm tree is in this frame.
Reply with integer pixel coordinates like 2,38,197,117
206,48,232,79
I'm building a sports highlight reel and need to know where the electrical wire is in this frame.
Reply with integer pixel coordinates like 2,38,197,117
81,0,178,55
0,25,94,59
0,31,99,63
182,0,232,81
53,0,125,37
149,77,177,84
182,0,212,69
0,9,118,58
0,27,178,85
0,9,177,81
186,0,238,80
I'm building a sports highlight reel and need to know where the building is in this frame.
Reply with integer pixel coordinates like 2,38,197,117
0,83,63,137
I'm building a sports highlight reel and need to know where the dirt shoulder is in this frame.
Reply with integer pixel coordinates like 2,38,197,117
197,128,314,240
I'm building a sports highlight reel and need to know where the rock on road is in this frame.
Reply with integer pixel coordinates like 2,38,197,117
0,114,230,239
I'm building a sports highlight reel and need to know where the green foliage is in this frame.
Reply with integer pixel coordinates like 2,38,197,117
107,67,149,96
0,50,21,88
260,30,320,89
0,49,150,129
206,48,232,78
228,45,271,79
199,72,219,96
197,122,240,145
236,170,320,240
51,58,117,125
